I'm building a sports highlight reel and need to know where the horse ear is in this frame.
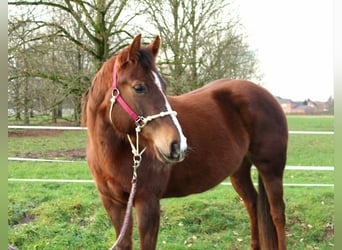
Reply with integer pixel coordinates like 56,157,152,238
148,36,160,58
128,34,142,62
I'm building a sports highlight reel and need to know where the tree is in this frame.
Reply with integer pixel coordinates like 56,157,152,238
8,12,41,124
8,0,142,122
327,96,334,114
9,0,137,69
140,0,261,94
201,29,262,83
8,10,80,123
8,0,261,121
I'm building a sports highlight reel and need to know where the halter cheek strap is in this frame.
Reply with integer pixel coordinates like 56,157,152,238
109,62,139,122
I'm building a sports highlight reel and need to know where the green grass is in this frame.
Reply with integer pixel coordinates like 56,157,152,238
8,182,109,249
8,115,334,249
8,131,87,160
7,184,334,249
8,161,90,180
287,115,334,131
286,115,334,170
287,134,334,166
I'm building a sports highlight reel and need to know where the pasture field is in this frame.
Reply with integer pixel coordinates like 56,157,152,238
8,115,334,249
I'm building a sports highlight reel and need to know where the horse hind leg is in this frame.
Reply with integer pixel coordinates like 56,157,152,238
230,157,259,250
255,160,287,250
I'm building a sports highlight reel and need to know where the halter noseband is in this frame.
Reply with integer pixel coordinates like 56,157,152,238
109,60,177,132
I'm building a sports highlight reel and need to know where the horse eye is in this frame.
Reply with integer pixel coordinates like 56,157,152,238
133,84,146,94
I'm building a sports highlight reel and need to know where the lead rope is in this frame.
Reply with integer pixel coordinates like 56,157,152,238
109,110,176,249
110,128,145,250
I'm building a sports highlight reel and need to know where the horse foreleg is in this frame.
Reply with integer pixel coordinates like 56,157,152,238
135,195,161,250
100,195,133,250
230,158,259,250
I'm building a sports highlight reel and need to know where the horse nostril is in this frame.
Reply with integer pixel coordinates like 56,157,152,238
170,141,181,159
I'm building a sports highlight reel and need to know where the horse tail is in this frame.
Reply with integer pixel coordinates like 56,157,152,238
257,175,278,249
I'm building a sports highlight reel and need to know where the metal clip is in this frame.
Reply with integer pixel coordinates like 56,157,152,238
109,89,121,123
135,116,147,132
110,88,120,103
133,154,142,166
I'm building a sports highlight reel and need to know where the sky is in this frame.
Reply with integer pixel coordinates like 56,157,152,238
235,0,334,102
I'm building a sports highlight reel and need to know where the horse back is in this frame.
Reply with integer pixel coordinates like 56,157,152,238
177,78,288,145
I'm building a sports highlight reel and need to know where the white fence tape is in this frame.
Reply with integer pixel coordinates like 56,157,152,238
7,178,333,187
7,158,335,171
8,178,94,183
288,131,334,135
8,157,79,163
8,125,334,135
8,125,87,130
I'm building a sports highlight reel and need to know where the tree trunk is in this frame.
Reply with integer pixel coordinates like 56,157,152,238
23,78,30,125
57,103,63,118
52,107,57,123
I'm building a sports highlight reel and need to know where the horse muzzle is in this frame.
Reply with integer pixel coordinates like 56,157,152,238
156,140,187,164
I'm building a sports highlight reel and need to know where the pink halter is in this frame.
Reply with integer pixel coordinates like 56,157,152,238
108,61,178,132
110,61,139,121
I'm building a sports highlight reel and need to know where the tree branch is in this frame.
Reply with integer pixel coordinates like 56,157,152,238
63,0,98,44
8,0,71,13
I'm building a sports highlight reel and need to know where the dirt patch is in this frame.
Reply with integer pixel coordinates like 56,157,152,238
9,124,86,160
324,222,334,239
8,121,80,138
19,212,35,225
23,148,86,161
8,130,63,138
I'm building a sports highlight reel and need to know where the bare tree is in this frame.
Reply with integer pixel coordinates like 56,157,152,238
8,0,142,122
8,0,261,122
201,29,262,83
8,12,77,123
8,12,41,124
8,0,137,69
140,0,261,94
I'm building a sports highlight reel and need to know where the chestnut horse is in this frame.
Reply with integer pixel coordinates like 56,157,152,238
82,34,288,250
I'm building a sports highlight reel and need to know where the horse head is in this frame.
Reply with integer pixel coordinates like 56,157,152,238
106,34,187,163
